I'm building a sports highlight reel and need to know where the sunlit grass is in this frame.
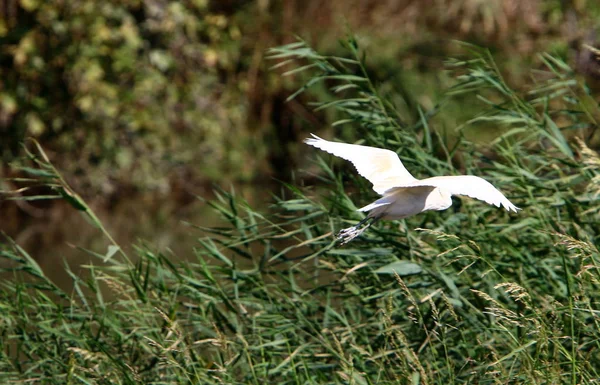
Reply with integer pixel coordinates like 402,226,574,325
2,36,600,384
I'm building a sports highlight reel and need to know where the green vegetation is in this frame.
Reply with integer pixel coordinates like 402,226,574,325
0,0,254,191
3,34,600,383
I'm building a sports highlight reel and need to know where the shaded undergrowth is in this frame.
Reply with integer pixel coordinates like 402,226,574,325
2,37,600,384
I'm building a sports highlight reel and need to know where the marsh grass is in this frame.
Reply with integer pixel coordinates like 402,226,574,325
2,36,600,384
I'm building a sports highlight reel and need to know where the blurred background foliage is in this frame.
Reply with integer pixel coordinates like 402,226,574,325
1,0,599,199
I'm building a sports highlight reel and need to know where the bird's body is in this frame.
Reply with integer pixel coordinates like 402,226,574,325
359,185,451,219
305,134,519,243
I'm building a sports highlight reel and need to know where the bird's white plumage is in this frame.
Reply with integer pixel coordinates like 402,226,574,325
304,134,416,194
304,134,519,243
386,175,519,212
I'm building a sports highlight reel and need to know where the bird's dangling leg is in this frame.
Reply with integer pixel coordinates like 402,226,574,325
337,214,383,245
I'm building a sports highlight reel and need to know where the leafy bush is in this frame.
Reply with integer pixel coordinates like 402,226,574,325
0,0,250,192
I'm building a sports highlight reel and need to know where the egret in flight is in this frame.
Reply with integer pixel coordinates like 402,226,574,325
305,134,519,244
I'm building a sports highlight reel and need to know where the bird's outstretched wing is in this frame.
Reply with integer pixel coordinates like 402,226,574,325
409,175,519,212
304,134,416,194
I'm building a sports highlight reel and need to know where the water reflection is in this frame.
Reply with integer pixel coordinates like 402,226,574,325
0,184,271,289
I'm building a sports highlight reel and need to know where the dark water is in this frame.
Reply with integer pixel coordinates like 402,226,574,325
0,185,271,289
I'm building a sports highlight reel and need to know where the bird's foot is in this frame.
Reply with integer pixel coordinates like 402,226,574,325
337,226,366,245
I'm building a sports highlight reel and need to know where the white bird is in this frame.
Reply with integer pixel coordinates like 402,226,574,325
305,134,519,244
